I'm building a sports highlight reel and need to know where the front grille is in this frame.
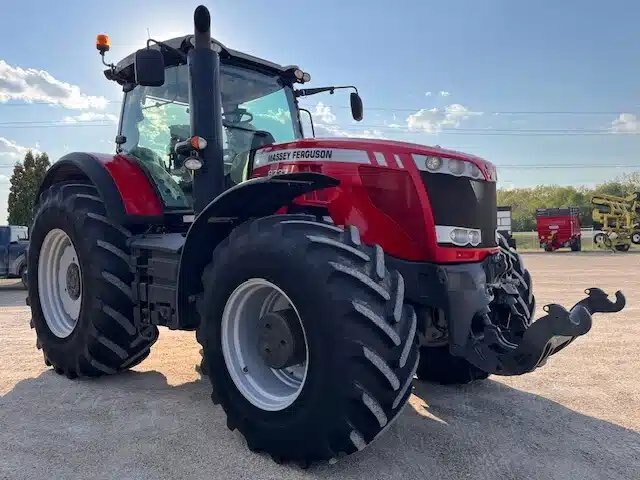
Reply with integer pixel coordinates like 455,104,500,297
420,172,497,248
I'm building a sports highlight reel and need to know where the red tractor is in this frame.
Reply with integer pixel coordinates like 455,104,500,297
536,207,582,252
26,6,625,465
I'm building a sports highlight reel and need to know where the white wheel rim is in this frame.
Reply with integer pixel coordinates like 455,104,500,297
38,229,82,338
221,278,308,411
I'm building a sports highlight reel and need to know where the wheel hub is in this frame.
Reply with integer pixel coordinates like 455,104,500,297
38,229,82,338
220,278,309,411
257,309,305,369
66,263,81,300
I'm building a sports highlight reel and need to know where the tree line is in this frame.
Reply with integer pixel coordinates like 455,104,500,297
498,173,640,232
7,150,50,226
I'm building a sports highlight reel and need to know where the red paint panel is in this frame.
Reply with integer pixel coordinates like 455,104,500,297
251,138,499,263
93,153,163,216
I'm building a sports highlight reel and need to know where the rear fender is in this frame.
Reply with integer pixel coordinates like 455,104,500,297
176,172,339,329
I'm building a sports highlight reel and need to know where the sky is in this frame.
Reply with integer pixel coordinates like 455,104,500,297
0,0,639,223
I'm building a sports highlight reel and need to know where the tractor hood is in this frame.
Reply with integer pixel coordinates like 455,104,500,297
253,137,497,182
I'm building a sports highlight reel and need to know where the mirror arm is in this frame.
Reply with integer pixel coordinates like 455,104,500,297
146,38,188,61
295,85,358,98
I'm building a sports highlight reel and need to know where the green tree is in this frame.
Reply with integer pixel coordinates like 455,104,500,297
7,151,51,226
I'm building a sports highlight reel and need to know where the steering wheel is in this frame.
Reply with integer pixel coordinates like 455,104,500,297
222,108,253,124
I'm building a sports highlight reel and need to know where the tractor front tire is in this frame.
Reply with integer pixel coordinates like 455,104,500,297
28,183,158,378
197,215,418,464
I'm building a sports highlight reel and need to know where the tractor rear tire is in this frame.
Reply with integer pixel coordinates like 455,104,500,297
27,183,159,378
416,234,534,385
196,215,418,464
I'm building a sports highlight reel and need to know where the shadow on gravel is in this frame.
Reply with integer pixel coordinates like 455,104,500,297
1,369,639,480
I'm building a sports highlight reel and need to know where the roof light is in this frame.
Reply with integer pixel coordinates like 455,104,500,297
294,69,305,80
96,34,110,53
302,72,311,82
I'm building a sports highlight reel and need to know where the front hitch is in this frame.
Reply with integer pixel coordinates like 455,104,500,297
464,288,625,376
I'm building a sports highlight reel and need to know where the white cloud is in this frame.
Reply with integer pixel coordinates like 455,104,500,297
439,91,450,97
256,108,291,124
314,123,386,139
313,102,336,124
425,91,432,97
610,113,640,133
0,137,39,159
406,104,481,134
63,112,118,123
0,59,108,109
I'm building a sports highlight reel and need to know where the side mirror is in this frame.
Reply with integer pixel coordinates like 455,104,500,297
134,48,165,87
350,92,363,121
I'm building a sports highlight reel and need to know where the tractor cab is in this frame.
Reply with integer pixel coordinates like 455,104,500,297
108,36,307,210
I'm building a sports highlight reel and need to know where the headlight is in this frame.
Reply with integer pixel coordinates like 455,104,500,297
469,163,482,179
425,156,442,171
184,157,203,170
447,159,466,175
449,228,471,245
468,229,481,246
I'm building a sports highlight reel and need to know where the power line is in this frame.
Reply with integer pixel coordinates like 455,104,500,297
0,100,636,116
300,104,638,116
0,123,115,129
1,121,636,136
0,120,116,126
0,100,121,107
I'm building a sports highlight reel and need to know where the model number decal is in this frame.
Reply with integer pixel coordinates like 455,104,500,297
267,166,295,176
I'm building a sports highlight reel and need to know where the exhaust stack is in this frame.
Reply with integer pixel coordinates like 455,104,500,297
189,5,225,213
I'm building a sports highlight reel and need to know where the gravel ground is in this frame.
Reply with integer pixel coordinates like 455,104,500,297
1,252,639,480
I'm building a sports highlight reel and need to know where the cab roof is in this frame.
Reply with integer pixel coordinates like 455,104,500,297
108,35,298,85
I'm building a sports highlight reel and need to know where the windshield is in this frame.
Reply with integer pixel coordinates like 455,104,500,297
120,64,302,208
